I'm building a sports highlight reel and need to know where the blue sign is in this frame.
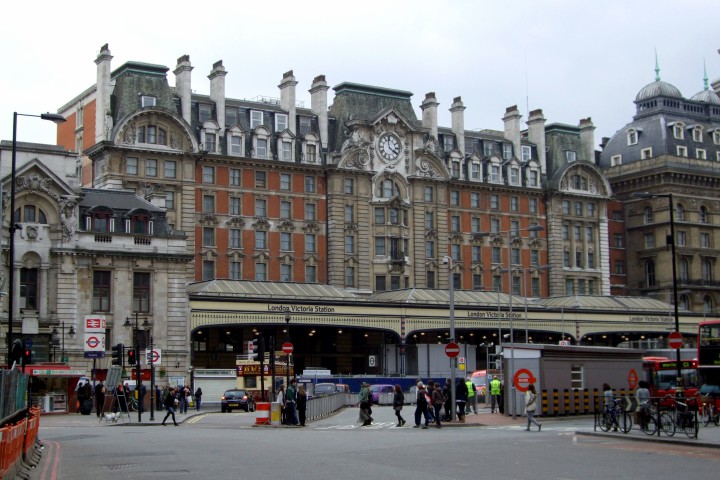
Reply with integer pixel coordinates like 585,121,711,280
84,351,105,359
24,338,33,348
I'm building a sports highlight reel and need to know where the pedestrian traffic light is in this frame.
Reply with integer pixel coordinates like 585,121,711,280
127,348,137,366
251,337,265,362
23,346,32,365
111,343,124,367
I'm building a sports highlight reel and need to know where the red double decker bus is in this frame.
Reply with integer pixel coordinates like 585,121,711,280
698,320,720,395
642,356,699,398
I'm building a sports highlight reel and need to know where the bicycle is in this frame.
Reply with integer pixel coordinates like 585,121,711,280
659,397,698,438
699,394,719,427
128,397,139,412
636,400,658,435
599,398,632,433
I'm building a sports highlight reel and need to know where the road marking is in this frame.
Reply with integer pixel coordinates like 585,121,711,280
187,414,208,424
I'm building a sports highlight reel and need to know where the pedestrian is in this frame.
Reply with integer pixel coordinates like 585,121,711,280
285,379,298,425
195,387,203,411
602,383,617,431
432,383,445,428
455,378,467,422
123,382,132,410
162,387,179,426
358,382,373,426
156,385,163,411
94,381,106,417
489,375,501,413
525,383,542,431
137,380,147,413
115,383,127,413
297,385,308,426
425,381,435,422
413,382,431,429
465,377,478,414
635,380,650,427
442,379,452,421
392,384,406,427
183,385,192,413
277,384,286,424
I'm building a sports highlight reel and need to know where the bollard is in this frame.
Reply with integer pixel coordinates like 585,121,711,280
255,402,271,425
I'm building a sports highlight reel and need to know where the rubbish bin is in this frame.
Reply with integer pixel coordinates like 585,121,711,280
271,402,282,425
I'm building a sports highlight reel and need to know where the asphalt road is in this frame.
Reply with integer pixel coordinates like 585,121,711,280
33,407,720,479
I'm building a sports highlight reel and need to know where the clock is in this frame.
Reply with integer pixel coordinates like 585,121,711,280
378,134,401,161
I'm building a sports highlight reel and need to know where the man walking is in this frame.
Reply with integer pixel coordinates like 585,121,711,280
465,377,477,415
94,381,106,417
490,375,501,414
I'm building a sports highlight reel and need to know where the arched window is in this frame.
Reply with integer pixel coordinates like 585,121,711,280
675,203,685,221
699,206,708,223
679,258,689,283
703,295,714,313
376,179,400,199
702,258,713,282
679,294,690,311
645,260,656,287
644,206,653,224
14,206,48,224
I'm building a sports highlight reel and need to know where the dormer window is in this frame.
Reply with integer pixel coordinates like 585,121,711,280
199,104,212,123
673,123,684,139
275,114,288,132
443,135,454,152
566,151,577,162
510,167,520,185
251,111,264,129
502,143,512,160
627,129,638,145
693,126,704,142
713,129,720,145
141,96,156,108
521,146,531,162
490,164,500,183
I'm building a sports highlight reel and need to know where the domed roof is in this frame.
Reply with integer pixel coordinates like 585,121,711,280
635,80,683,102
690,88,720,105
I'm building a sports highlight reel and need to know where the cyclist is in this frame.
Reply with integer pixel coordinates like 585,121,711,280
603,383,618,431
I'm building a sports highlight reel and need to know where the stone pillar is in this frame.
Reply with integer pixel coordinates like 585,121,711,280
579,117,596,163
420,92,439,140
94,44,113,143
503,106,522,161
39,264,49,321
310,75,329,149
209,61,227,130
450,96,466,155
279,70,298,136
174,55,193,125
527,109,547,174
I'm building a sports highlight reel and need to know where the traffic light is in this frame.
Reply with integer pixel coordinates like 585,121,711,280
252,337,265,362
127,348,137,366
111,343,124,367
23,346,32,365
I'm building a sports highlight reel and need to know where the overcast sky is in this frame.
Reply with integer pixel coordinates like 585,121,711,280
1,0,718,150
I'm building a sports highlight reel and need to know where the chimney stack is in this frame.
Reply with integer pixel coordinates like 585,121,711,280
174,55,193,125
450,96,466,155
279,70,298,136
209,60,227,130
310,75,330,149
94,44,113,143
527,109,547,174
503,105,522,161
420,92,439,140
579,117,596,163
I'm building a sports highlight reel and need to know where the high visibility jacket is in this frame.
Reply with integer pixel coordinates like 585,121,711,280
466,381,475,398
490,378,501,395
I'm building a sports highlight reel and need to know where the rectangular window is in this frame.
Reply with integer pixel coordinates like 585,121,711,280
251,111,263,129
491,218,500,234
375,207,386,224
133,272,151,313
578,279,586,295
277,173,290,191
426,271,435,289
164,160,176,179
205,133,216,152
492,275,502,292
575,251,582,268
203,166,214,184
230,262,241,280
229,197,241,215
141,96,156,108
512,275,521,295
677,231,686,246
510,196,519,212
306,144,317,162
376,237,386,256
528,170,538,187
282,141,293,161
613,234,624,248
677,146,688,157
306,265,317,283
473,274,483,290
490,165,500,182
472,245,481,262
701,232,710,248
127,157,138,175
451,215,460,232
565,279,574,295
203,195,214,213
443,135,454,152
255,231,267,249
563,225,569,241
562,201,570,215
425,212,434,229
641,147,653,159
471,192,480,208
255,263,267,281
92,270,111,312
345,205,354,223
588,252,595,269
511,220,520,236
571,365,584,390
305,234,316,253
503,143,513,160
275,113,288,132
510,168,520,185
230,135,243,155
644,233,655,248
450,190,460,206
281,264,292,283
299,117,311,135
586,203,595,217
229,229,241,249
255,199,267,217
490,194,499,209
511,248,520,264
451,244,461,262
256,138,268,158
199,105,212,123
226,169,240,187
531,277,540,297
483,141,494,157
471,217,480,233
345,236,355,254
203,227,215,246
471,163,480,180
531,250,539,266
146,159,157,177
280,200,292,219
305,203,316,221
492,247,501,263
586,226,593,242
564,251,570,267
425,241,434,258
255,171,267,188
344,178,354,195
452,273,461,290
529,198,538,214
345,267,355,288
566,151,577,162
225,107,238,127
575,202,583,216
521,146,531,161
305,176,316,193
614,261,625,275
280,232,292,251
165,191,174,210
202,260,214,281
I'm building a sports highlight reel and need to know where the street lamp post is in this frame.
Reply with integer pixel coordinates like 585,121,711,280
51,322,76,363
125,313,152,423
6,112,66,364
285,312,291,395
442,255,457,421
633,191,683,400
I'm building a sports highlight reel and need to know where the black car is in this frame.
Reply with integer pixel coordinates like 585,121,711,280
221,389,255,413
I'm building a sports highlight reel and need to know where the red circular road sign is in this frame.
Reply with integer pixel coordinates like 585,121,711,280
627,368,639,389
282,342,294,354
668,332,683,349
445,342,460,358
148,350,160,363
513,368,537,393
86,336,100,348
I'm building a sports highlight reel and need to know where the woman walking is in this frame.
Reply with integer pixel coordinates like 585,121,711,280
161,387,179,426
392,384,406,427
525,383,541,431
432,383,445,428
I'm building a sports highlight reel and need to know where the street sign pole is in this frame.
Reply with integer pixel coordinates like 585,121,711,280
149,336,155,421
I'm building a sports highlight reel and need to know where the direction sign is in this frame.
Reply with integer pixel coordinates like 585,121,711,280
668,332,683,349
282,342,294,354
445,342,460,358
513,368,537,392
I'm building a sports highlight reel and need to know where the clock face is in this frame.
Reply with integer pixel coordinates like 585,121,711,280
379,134,401,161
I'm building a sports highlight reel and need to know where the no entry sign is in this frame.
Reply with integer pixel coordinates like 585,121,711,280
445,342,460,358
282,342,294,354
668,332,683,349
